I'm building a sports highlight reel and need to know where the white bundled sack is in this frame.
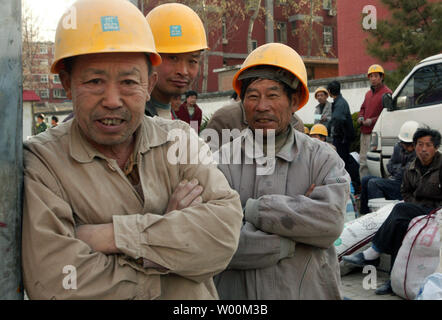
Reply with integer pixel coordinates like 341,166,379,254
335,202,398,259
335,202,398,275
416,273,442,300
391,209,441,300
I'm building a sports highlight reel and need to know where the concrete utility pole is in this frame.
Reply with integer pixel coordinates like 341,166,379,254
0,0,24,300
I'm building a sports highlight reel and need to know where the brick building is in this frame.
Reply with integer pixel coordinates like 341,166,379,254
337,0,395,76
142,0,339,93
23,41,69,107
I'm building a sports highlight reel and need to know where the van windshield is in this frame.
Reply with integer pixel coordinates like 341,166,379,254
396,63,442,110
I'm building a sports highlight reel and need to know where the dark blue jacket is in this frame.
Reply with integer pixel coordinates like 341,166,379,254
329,94,355,143
387,142,416,181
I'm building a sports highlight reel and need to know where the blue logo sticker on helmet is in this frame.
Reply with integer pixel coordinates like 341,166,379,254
101,16,120,32
169,25,182,37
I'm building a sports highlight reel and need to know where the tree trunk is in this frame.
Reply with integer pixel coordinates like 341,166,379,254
248,0,262,53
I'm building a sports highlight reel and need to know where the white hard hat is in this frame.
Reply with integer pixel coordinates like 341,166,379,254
398,121,420,143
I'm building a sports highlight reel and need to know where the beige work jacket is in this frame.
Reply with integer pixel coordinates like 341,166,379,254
22,116,242,299
215,128,349,299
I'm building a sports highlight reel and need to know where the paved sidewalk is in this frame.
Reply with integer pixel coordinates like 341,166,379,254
340,268,402,300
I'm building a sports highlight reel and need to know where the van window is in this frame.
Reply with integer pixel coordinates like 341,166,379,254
395,63,442,110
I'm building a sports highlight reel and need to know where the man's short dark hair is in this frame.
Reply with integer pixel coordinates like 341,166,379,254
327,81,341,96
186,90,198,98
413,127,441,149
37,113,45,120
51,116,59,122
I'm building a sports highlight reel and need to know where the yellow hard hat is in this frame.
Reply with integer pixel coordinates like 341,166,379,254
310,124,328,137
367,64,385,76
232,43,309,110
314,87,329,98
304,126,310,134
51,0,161,74
146,3,208,53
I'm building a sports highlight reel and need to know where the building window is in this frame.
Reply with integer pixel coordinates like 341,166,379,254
39,89,49,99
323,0,332,10
38,45,48,54
276,22,287,44
323,26,333,49
40,74,48,83
276,0,287,5
290,21,297,34
251,40,258,51
38,59,48,66
53,74,61,84
222,17,228,44
53,88,67,99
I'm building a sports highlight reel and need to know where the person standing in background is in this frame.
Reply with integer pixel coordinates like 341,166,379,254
145,3,208,119
51,116,59,127
175,90,203,133
35,113,47,134
327,80,361,193
358,65,392,178
170,94,182,120
313,87,332,130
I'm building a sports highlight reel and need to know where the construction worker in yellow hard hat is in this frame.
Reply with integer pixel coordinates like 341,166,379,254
215,43,350,300
310,123,336,150
358,64,392,178
230,42,308,138
22,0,243,300
309,124,328,141
313,87,332,129
145,3,208,120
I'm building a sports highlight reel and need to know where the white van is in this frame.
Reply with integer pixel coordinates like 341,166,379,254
367,53,442,177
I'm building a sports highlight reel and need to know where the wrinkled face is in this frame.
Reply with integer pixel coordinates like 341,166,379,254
369,72,383,87
415,136,437,166
243,79,298,136
315,91,328,104
60,52,156,148
152,51,201,103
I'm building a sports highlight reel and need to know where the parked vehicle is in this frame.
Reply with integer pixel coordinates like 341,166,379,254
367,53,442,177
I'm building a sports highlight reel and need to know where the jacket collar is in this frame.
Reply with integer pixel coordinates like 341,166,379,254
370,83,385,93
409,152,441,172
242,125,296,163
69,116,170,163
332,94,342,103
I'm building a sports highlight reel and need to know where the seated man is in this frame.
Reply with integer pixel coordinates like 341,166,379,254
343,127,442,295
21,0,242,300
359,121,418,214
214,43,350,300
